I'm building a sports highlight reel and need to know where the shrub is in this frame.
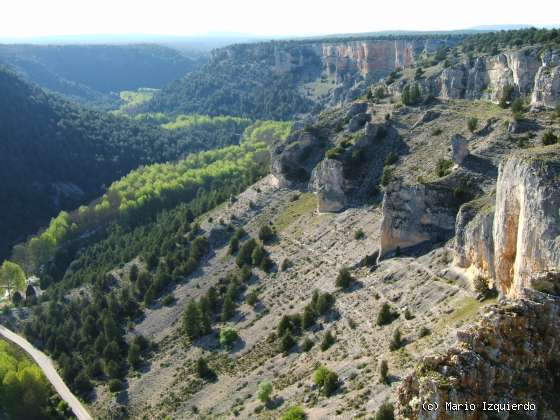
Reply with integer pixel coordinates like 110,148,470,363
162,294,175,306
511,98,524,114
380,165,394,186
375,87,386,100
258,225,275,243
196,357,214,379
384,151,398,166
281,406,306,420
280,258,291,271
321,331,335,351
376,303,398,326
419,326,431,338
379,359,389,384
354,229,365,240
314,365,339,396
302,337,314,352
467,117,478,133
375,401,395,420
555,102,560,119
435,159,453,177
219,327,238,348
279,332,296,354
431,127,443,136
257,381,273,403
335,267,354,289
542,130,558,146
499,85,514,108
389,328,404,351
403,308,414,320
246,289,258,307
108,379,124,393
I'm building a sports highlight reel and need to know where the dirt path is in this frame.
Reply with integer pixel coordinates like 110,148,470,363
0,324,92,420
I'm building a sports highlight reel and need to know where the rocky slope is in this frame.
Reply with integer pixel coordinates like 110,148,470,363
384,46,560,109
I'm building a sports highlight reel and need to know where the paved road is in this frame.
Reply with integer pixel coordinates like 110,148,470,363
0,324,92,420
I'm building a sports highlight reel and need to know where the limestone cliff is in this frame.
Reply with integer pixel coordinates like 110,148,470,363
378,182,458,259
454,146,560,298
396,292,560,420
385,46,560,109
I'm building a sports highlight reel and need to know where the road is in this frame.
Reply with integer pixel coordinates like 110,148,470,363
0,324,92,420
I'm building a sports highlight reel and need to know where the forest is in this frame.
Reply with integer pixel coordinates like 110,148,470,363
460,27,560,53
0,66,252,261
0,339,71,419
0,44,197,106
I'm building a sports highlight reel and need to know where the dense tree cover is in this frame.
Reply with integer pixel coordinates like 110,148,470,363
14,141,267,272
461,28,560,53
242,120,293,145
0,339,69,419
0,66,253,261
0,44,196,106
23,158,266,398
145,43,319,120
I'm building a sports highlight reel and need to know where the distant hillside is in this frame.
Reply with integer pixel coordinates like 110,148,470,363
0,44,197,107
145,34,464,120
0,67,250,260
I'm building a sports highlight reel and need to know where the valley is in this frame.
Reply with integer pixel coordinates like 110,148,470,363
0,26,559,420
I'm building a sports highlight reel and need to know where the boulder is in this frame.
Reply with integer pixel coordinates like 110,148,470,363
451,134,469,164
411,110,440,129
345,101,368,119
348,112,371,132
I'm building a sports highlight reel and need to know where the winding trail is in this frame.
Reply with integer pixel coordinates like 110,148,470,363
0,324,92,420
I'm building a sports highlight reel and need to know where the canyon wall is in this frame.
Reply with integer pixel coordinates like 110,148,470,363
454,145,560,298
387,46,560,108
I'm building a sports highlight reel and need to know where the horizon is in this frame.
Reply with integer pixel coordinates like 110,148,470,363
1,0,559,41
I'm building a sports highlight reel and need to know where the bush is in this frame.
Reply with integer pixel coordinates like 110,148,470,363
162,294,175,306
499,85,514,108
354,229,365,240
380,165,394,186
258,225,275,243
196,357,214,379
257,381,273,403
281,406,306,420
375,401,395,420
384,151,398,166
280,258,291,271
313,365,339,396
435,159,453,177
279,332,296,354
335,267,354,289
419,326,431,338
320,331,335,351
555,103,560,119
108,379,124,393
389,328,404,351
379,359,389,384
219,327,238,348
511,98,524,114
246,289,258,306
302,337,314,352
376,303,398,326
431,127,443,136
542,130,558,146
467,117,478,133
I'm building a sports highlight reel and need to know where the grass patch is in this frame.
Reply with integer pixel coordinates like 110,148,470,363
438,296,497,329
274,193,316,232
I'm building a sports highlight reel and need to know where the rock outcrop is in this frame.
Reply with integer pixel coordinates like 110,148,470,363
378,182,458,259
396,292,560,420
386,47,560,109
309,159,347,212
451,134,469,165
493,146,560,297
454,146,560,298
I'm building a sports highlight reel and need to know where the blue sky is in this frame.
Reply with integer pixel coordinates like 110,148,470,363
1,0,558,38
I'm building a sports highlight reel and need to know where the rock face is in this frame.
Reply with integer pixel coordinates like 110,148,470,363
378,182,458,259
493,146,560,297
451,134,469,164
453,197,495,284
309,159,347,212
388,47,560,109
453,145,560,298
396,293,560,420
531,49,560,108
348,112,371,132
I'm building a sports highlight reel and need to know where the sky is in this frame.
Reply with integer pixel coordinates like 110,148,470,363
0,0,558,39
